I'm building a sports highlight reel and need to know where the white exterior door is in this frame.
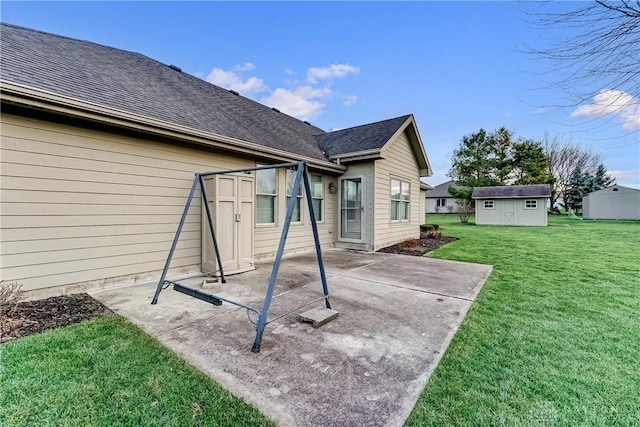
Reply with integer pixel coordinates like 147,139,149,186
340,177,364,241
202,174,254,275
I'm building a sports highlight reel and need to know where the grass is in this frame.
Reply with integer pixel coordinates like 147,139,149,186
1,215,638,426
0,315,274,427
406,214,640,426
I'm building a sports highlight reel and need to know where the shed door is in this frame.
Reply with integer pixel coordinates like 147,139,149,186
503,200,515,225
202,174,254,275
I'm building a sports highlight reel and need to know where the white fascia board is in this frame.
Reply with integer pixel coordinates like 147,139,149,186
0,81,346,174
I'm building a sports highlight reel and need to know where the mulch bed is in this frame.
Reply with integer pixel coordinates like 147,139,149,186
1,293,112,343
376,231,458,257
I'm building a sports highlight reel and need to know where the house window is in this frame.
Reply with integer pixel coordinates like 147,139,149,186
391,179,410,222
436,198,446,207
256,166,277,224
310,174,324,221
286,169,303,223
613,187,619,192
524,200,538,209
483,200,494,209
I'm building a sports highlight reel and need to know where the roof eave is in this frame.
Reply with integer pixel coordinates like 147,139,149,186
472,194,551,199
0,81,346,174
329,148,383,164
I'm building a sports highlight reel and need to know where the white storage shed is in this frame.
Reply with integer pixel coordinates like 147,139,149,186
582,185,640,220
472,184,551,226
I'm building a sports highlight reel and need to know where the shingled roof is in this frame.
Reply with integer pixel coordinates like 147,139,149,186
1,23,421,166
316,115,412,157
425,180,461,198
472,184,551,199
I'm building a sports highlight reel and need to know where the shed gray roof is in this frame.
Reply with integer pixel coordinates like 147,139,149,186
472,184,551,199
0,23,420,165
425,180,461,198
316,115,411,157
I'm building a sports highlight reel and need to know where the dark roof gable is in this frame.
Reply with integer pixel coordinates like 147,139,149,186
425,180,461,198
472,184,551,199
316,115,411,157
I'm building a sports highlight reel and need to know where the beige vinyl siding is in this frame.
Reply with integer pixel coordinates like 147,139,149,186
254,169,336,258
373,131,421,249
0,114,251,293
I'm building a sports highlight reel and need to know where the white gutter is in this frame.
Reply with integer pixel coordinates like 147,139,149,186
329,148,383,164
0,81,347,174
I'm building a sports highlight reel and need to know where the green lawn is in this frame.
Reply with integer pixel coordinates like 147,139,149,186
0,315,274,427
407,214,640,426
1,215,638,426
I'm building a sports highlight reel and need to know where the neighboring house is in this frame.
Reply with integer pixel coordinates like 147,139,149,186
582,185,640,220
472,184,551,226
0,23,432,294
425,180,461,213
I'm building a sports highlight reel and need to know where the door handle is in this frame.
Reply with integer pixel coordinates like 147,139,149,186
235,213,241,222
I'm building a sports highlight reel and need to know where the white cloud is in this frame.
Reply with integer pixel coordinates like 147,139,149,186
341,95,358,106
234,62,255,72
206,67,267,94
571,89,640,131
608,170,637,181
307,63,360,83
295,85,332,99
204,62,360,120
261,88,325,121
534,107,552,115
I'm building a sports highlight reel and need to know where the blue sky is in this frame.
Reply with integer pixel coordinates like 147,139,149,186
2,1,639,188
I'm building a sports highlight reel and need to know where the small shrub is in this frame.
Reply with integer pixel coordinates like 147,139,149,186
420,224,440,232
1,281,24,340
426,230,442,239
0,281,23,313
456,199,473,223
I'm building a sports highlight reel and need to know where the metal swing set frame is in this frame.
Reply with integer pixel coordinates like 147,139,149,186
151,161,331,353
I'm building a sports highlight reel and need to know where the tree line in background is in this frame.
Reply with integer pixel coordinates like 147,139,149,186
447,127,615,218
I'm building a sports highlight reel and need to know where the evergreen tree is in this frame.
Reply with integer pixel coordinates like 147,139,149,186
511,138,554,186
593,163,616,189
488,127,513,185
564,166,613,212
564,167,586,212
448,128,500,191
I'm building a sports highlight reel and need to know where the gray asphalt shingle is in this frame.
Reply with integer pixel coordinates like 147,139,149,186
425,180,461,198
472,184,551,199
316,115,411,157
2,23,411,163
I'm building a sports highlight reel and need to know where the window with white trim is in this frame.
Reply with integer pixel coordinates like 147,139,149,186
391,179,410,222
483,200,494,209
286,169,303,223
524,200,538,209
256,166,277,224
310,174,324,221
436,198,446,207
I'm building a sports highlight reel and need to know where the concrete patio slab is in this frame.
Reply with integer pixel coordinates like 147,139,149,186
91,250,492,427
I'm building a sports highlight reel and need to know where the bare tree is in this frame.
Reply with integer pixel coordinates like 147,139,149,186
528,1,640,129
545,136,603,208
455,199,474,224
